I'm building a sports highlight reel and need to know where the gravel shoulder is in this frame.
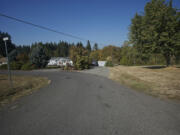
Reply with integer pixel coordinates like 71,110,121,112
78,67,109,78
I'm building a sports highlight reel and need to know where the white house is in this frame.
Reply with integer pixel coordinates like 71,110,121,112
48,57,73,66
48,57,59,66
98,61,106,67
57,57,73,66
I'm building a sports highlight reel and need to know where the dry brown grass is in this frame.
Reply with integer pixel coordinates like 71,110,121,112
109,65,180,100
0,74,50,106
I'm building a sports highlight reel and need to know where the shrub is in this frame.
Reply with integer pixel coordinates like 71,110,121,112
46,65,60,69
16,53,29,63
0,61,23,70
62,63,74,70
10,61,23,70
105,61,114,67
21,63,33,70
70,45,91,70
75,56,90,70
0,64,7,69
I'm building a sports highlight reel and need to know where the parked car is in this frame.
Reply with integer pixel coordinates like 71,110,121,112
92,60,98,66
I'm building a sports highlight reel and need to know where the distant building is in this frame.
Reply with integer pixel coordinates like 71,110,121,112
0,57,7,66
48,57,73,66
98,61,106,67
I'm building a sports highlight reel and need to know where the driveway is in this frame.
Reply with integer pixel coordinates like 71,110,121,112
78,67,109,78
0,70,180,135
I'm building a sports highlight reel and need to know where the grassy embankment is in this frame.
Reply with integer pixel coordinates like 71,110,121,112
109,66,180,100
0,74,50,106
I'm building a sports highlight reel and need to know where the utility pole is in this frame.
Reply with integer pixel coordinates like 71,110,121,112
3,37,13,88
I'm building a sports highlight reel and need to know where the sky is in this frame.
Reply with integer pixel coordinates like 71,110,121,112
0,0,180,48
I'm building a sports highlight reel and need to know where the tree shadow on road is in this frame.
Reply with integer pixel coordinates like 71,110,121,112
143,65,166,69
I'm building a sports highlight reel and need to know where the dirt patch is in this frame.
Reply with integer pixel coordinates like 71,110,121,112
109,66,180,100
0,74,50,107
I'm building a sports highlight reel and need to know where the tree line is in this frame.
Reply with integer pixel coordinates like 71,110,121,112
0,31,100,70
0,0,179,69
90,0,179,67
129,0,180,66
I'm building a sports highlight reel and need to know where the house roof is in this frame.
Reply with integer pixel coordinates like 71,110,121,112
50,57,71,61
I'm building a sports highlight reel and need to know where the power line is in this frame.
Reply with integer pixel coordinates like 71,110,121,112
0,12,101,45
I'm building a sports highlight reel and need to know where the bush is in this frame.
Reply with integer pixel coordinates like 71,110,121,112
70,45,91,70
75,56,90,70
0,64,7,69
62,63,74,70
0,61,23,70
16,53,29,63
46,65,60,69
105,61,114,67
21,63,34,70
10,61,23,70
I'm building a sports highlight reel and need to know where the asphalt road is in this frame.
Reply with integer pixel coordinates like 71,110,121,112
78,67,109,78
0,70,180,135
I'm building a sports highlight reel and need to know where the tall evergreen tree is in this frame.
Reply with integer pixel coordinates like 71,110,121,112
86,40,91,52
93,43,98,51
30,45,49,68
129,0,180,66
76,42,84,48
130,13,144,52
